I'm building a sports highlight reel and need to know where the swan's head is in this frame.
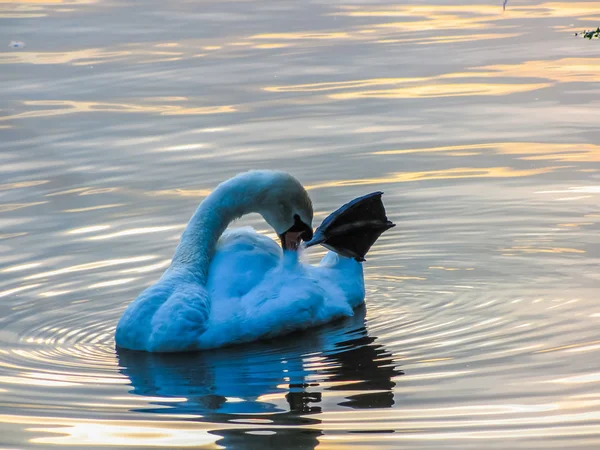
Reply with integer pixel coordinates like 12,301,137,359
250,171,314,251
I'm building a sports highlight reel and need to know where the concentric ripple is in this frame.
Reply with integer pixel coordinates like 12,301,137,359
2,0,600,448
0,188,598,449
1,261,599,448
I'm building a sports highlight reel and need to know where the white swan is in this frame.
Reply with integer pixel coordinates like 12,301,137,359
115,170,366,352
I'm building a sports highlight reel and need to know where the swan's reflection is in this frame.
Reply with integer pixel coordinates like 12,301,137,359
117,306,402,449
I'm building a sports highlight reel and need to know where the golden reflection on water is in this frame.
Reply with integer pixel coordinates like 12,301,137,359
557,223,594,228
1,262,42,273
0,202,48,213
0,0,550,71
0,232,27,240
251,32,350,40
406,33,521,44
539,2,600,18
0,180,49,190
329,83,550,99
66,225,111,235
120,260,171,274
552,373,600,384
86,225,183,241
39,290,72,298
306,166,555,190
23,256,157,280
333,2,600,22
0,0,96,20
0,415,217,447
375,142,600,163
365,274,427,282
254,43,294,49
265,55,600,100
429,266,461,271
0,375,77,387
0,100,236,121
148,188,212,198
46,187,98,197
0,49,132,65
537,340,600,354
501,246,585,254
0,284,42,298
265,78,429,93
481,58,600,83
417,357,453,363
62,204,125,213
265,75,551,99
88,278,138,289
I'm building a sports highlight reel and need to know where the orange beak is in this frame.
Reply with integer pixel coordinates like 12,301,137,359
278,215,313,251
280,230,304,251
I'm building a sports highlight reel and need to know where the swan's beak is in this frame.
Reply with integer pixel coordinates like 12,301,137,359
280,231,304,251
279,217,313,251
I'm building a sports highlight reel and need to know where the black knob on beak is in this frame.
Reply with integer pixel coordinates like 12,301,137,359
279,214,313,250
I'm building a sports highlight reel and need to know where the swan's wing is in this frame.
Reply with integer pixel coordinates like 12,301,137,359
115,269,211,352
201,250,364,349
207,227,282,300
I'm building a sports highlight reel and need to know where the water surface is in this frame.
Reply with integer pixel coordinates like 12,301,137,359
1,0,600,448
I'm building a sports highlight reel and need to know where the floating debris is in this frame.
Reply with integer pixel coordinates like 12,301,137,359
8,41,25,49
575,28,600,39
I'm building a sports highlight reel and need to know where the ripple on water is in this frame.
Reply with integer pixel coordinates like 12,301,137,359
0,259,598,448
2,0,600,446
0,188,598,447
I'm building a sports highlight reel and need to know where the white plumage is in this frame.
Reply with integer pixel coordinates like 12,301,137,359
115,171,365,352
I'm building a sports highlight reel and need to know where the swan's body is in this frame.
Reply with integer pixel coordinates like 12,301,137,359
115,171,365,352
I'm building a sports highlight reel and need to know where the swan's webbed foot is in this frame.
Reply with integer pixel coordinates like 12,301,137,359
305,192,395,261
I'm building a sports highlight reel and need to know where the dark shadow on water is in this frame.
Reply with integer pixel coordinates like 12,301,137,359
117,306,402,449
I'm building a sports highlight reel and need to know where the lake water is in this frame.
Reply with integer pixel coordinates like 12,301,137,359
1,0,600,448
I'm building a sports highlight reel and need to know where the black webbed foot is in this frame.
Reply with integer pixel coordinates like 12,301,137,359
305,192,395,261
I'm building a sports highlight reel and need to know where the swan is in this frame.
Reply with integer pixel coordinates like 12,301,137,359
115,170,385,352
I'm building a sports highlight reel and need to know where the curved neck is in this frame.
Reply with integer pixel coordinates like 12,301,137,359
170,174,272,282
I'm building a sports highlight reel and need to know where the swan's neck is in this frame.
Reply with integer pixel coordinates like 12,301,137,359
170,175,269,282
